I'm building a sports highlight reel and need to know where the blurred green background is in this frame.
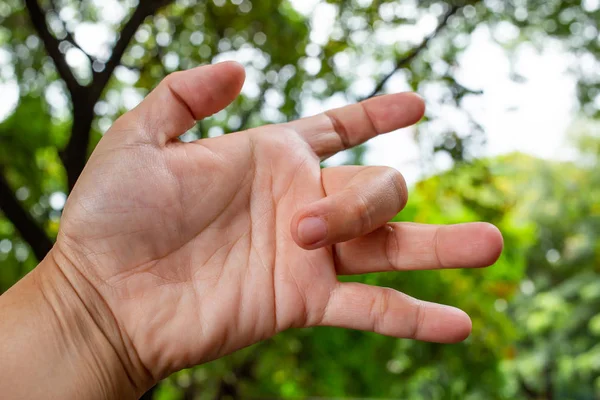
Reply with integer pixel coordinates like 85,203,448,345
1,0,599,398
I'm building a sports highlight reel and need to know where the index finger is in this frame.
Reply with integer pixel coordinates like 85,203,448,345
285,92,425,159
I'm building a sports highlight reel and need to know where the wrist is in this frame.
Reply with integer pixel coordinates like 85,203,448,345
42,245,155,398
0,246,153,399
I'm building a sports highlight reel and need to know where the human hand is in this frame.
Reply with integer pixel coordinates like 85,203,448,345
42,62,502,395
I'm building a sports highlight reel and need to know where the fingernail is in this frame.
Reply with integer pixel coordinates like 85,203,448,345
298,217,327,246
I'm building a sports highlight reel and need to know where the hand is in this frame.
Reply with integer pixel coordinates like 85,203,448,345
47,62,502,393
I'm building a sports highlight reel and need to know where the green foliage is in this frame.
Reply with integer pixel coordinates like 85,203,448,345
1,0,599,398
145,146,600,399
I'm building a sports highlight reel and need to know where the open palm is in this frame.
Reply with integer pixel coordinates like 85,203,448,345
54,62,503,383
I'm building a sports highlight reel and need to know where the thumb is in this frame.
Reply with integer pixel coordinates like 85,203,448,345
129,61,246,145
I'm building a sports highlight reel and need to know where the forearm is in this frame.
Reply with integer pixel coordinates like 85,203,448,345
0,248,148,399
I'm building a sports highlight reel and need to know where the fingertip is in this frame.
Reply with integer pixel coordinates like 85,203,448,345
217,60,246,88
406,92,426,122
448,308,472,343
219,59,245,71
440,223,504,269
428,306,472,344
362,92,427,134
477,222,504,266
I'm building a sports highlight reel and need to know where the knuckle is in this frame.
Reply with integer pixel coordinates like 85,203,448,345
410,299,425,340
359,101,379,137
432,227,445,269
324,110,351,150
370,288,393,333
384,224,400,270
162,71,211,118
161,71,182,88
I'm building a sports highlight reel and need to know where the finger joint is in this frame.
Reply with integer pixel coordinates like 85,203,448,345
324,111,351,150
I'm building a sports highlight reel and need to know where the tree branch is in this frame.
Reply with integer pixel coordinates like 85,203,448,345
8,1,173,261
24,0,81,97
544,360,554,400
517,373,540,399
48,0,96,66
90,3,157,99
0,172,53,261
62,1,172,190
365,5,462,100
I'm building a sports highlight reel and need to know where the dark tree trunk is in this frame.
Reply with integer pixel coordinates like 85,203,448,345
63,101,95,191
0,173,53,260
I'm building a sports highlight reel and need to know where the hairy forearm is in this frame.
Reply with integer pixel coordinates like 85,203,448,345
0,249,148,399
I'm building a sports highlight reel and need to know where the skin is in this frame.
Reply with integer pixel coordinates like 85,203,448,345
0,62,504,399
